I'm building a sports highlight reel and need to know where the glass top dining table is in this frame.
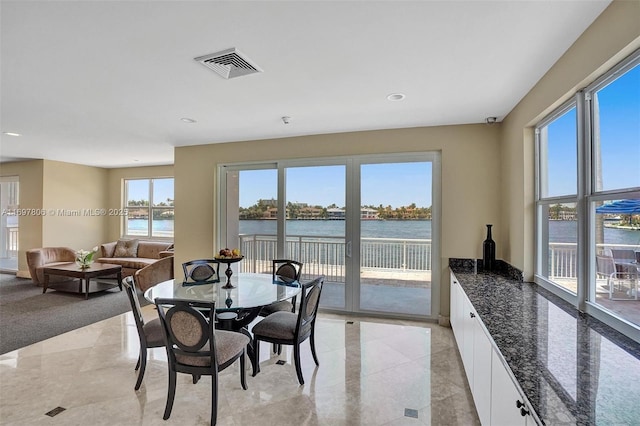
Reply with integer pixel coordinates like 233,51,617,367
144,272,301,312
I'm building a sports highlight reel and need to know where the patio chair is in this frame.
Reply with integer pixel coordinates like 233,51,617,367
610,248,636,262
596,255,638,300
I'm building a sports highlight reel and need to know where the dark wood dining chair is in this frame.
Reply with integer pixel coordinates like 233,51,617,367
251,275,324,385
181,259,220,285
259,259,303,317
122,276,165,390
155,298,249,425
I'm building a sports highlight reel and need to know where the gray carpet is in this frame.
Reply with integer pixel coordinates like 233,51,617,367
0,273,147,354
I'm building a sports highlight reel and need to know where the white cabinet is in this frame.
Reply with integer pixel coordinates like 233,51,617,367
460,295,475,386
449,272,463,354
490,351,530,426
450,270,492,425
472,318,492,425
449,269,537,426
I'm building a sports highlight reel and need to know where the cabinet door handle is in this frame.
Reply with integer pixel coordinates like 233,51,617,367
516,400,530,417
469,312,475,318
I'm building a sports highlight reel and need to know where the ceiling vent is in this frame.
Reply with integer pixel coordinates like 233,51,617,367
194,48,263,79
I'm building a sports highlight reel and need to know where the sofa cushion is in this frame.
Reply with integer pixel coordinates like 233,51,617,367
114,239,139,257
137,241,174,259
97,257,156,270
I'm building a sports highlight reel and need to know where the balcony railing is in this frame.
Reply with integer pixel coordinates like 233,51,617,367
239,235,639,283
548,242,640,279
238,234,432,282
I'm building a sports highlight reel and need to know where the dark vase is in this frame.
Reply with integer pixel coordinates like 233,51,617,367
483,224,496,271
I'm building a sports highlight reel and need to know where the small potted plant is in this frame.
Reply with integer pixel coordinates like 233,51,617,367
76,246,98,268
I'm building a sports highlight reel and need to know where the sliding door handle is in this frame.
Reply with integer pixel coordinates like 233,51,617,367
346,241,352,258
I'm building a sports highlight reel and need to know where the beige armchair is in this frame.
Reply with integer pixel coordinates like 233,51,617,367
26,247,76,286
133,255,174,292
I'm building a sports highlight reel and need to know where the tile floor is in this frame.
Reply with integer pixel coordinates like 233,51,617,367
0,307,479,425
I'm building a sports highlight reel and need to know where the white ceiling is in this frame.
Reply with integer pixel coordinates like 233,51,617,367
0,0,611,168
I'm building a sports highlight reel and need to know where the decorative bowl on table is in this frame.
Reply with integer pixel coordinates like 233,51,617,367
214,248,242,260
213,249,243,288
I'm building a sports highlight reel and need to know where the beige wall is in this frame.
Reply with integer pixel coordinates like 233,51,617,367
41,160,109,250
0,160,44,274
0,160,174,277
501,0,640,279
175,124,502,318
105,165,174,241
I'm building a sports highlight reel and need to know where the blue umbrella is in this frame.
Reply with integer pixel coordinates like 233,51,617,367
596,199,640,214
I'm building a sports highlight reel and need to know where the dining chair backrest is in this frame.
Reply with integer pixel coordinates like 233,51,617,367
182,259,220,285
123,276,146,332
134,255,174,292
155,298,217,368
295,276,324,339
272,259,303,282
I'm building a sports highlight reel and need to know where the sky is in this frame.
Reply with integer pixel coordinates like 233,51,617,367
546,63,639,197
127,178,174,205
239,162,433,209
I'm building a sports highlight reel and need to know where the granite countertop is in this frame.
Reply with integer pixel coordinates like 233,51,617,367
449,259,640,426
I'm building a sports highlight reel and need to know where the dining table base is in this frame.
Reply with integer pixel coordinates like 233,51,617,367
215,306,262,372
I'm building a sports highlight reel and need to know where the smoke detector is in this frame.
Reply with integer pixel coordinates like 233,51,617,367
194,48,263,79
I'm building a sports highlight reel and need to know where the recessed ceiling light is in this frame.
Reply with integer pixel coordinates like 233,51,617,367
180,117,197,123
387,93,405,101
3,132,21,137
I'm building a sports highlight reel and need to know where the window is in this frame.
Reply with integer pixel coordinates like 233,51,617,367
535,50,640,337
536,104,578,294
124,178,174,238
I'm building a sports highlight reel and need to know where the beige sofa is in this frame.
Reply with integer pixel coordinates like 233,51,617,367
98,240,174,278
26,247,77,286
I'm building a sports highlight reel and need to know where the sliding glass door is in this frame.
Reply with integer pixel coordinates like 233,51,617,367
285,164,347,310
358,161,433,316
221,153,439,319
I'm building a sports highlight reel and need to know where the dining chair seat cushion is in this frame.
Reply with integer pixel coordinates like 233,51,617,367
252,311,299,340
259,300,293,316
175,330,249,367
143,318,165,346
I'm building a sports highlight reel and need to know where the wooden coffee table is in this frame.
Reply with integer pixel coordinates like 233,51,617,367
42,262,123,299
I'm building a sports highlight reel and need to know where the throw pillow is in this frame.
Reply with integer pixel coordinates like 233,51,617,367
114,239,139,257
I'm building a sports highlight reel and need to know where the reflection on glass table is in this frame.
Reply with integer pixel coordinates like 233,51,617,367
144,272,301,312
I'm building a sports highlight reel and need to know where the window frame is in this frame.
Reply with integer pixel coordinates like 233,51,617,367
534,48,640,343
122,177,174,240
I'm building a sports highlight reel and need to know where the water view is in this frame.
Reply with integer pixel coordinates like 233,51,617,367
126,218,640,246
